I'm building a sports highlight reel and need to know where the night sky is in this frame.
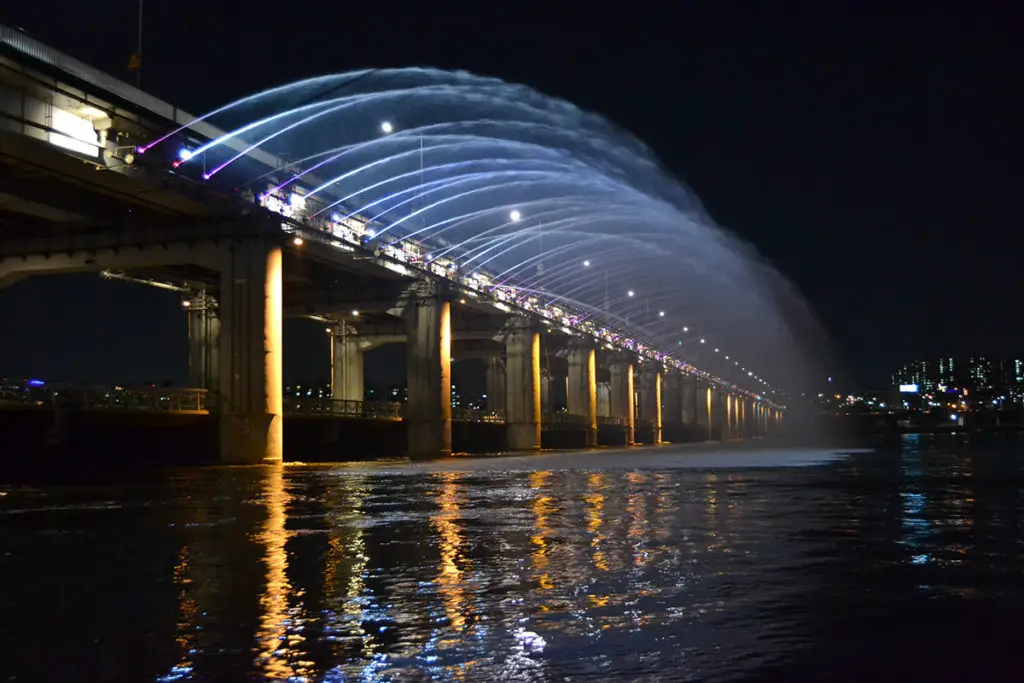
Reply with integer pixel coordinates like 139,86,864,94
1,1,1020,390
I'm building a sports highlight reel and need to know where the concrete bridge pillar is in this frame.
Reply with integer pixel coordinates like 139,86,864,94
662,372,682,425
596,381,611,418
567,345,598,446
639,364,662,444
681,375,697,425
330,321,365,404
609,356,635,445
540,367,553,414
485,357,506,414
505,319,541,450
712,387,727,441
405,279,452,459
187,291,219,391
217,238,283,464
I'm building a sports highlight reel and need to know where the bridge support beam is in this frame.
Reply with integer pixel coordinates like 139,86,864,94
405,280,452,459
187,291,219,391
609,356,635,445
486,357,506,414
695,380,710,440
639,365,662,444
567,345,598,447
505,319,541,450
330,321,365,404
217,238,283,464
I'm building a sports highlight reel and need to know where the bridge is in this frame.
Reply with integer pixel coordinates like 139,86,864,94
0,26,784,464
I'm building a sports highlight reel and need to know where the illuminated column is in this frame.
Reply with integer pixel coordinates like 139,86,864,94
567,344,598,446
405,279,452,458
712,387,727,441
662,372,682,425
639,364,662,443
485,357,506,414
609,355,635,445
540,368,553,414
218,237,283,464
682,375,698,425
330,321,364,404
186,291,220,391
505,319,541,450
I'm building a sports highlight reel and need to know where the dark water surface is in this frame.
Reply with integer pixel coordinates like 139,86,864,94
3,436,1024,681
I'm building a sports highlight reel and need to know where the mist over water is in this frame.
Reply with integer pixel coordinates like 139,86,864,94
152,68,829,396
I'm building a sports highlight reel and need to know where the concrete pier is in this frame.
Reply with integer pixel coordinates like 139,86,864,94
405,280,452,458
609,356,635,445
505,319,541,450
567,345,598,446
217,238,283,464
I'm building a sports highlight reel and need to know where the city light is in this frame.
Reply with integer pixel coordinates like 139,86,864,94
380,120,393,134
351,309,360,316
292,236,303,245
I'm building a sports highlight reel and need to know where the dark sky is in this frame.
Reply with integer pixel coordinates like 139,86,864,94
1,1,1020,390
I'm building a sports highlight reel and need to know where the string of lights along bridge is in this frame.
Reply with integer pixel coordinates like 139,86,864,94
144,68,807,401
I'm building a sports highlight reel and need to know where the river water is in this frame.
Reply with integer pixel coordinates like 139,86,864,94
2,435,1023,681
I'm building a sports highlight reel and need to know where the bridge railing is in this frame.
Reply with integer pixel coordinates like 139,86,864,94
542,412,590,430
453,408,505,424
283,397,404,420
0,385,209,412
597,415,628,427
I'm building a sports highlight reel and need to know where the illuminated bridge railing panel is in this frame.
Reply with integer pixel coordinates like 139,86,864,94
284,397,403,420
452,408,505,424
0,386,209,413
597,416,628,427
542,412,589,431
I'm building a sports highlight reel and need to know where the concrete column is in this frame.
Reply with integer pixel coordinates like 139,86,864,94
330,321,364,404
485,357,506,415
187,291,219,390
540,368,553,413
662,372,682,425
505,319,541,450
609,356,635,445
405,280,452,459
712,387,727,441
639,365,662,443
596,381,611,418
727,394,736,439
567,345,598,446
218,238,283,464
682,376,698,425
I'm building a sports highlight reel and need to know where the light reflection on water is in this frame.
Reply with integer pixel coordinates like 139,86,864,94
3,439,1024,681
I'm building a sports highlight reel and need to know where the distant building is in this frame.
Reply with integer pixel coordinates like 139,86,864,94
893,356,1024,406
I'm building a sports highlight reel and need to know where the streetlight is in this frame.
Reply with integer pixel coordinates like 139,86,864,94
627,290,635,297
351,309,360,316
583,259,590,267
658,311,665,317
510,209,521,222
700,338,705,344
292,236,303,246
380,121,393,134
682,326,689,332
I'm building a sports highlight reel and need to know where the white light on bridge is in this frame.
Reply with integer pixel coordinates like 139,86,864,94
178,148,193,161
627,290,635,297
682,326,689,332
700,338,705,344
583,259,590,267
658,311,665,317
748,371,753,376
351,309,360,316
380,121,394,134
292,236,304,246
510,209,522,222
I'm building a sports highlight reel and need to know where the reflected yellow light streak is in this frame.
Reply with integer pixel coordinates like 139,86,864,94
431,472,470,635
172,546,198,675
585,473,609,572
529,471,555,591
321,476,371,659
254,465,311,680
